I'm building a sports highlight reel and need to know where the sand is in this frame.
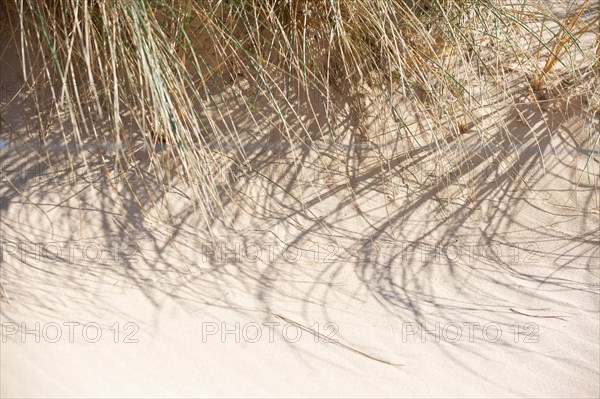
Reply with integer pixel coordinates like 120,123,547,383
1,1,599,397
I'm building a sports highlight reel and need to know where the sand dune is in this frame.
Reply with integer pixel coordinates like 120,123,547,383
1,1,599,397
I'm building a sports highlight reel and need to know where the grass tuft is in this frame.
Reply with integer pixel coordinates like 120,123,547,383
3,0,599,230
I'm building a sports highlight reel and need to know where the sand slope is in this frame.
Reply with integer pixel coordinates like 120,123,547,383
1,1,599,397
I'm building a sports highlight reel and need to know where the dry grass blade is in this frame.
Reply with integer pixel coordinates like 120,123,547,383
4,0,598,234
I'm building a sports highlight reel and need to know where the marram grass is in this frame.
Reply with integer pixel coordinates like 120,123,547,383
3,0,599,230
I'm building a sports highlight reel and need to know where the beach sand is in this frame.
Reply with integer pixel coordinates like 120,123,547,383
1,1,599,397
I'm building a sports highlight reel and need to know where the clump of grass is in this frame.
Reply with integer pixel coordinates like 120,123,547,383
5,0,600,229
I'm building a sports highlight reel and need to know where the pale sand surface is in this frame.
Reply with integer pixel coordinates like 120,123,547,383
1,2,599,398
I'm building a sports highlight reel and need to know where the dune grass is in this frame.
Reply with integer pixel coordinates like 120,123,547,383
3,0,599,229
